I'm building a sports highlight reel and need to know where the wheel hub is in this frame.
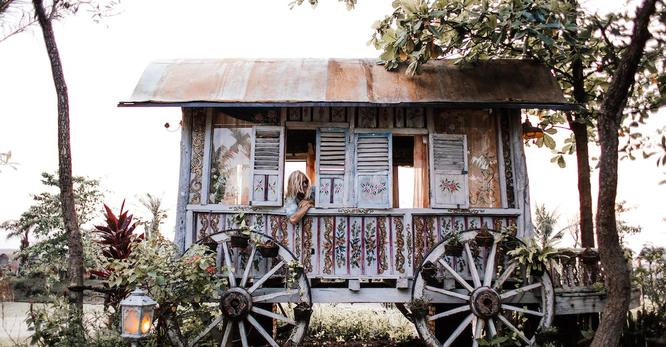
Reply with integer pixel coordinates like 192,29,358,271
470,287,501,319
220,287,253,320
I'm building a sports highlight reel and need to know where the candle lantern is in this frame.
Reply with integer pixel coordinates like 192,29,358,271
119,288,157,340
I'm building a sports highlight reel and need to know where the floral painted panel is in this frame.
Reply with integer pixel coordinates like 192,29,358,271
318,177,344,205
432,173,468,208
252,174,279,203
357,175,390,207
348,217,363,276
434,109,501,208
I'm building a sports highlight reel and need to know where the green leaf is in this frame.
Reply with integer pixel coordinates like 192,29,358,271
543,133,556,149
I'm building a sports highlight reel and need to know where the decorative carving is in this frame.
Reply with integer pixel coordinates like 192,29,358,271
337,208,375,215
302,217,313,272
406,222,413,268
414,216,425,267
198,213,209,241
280,216,289,247
334,218,347,268
294,222,302,258
395,217,405,273
331,107,346,122
270,216,279,240
426,217,436,254
350,219,362,269
322,216,334,274
500,114,516,208
189,110,206,204
377,217,388,274
210,214,220,234
364,219,377,267
446,208,483,215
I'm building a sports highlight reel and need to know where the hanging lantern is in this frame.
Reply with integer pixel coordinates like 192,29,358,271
522,118,544,140
119,288,157,340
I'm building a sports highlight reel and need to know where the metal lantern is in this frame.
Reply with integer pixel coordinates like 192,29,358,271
119,288,157,340
522,118,544,140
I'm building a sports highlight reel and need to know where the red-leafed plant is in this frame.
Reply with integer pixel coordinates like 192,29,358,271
92,200,144,309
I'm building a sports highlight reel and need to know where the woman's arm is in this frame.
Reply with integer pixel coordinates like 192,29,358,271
288,200,314,225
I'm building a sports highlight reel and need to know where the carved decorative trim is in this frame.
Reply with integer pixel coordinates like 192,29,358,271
377,217,388,274
337,208,375,215
350,219,362,269
406,222,413,268
334,218,347,268
189,110,206,204
302,217,313,272
323,216,334,274
394,217,405,273
364,219,377,267
414,216,425,267
198,213,209,241
279,216,289,247
210,214,220,234
500,114,516,208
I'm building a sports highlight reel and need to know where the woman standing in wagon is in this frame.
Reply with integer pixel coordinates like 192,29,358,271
284,171,315,224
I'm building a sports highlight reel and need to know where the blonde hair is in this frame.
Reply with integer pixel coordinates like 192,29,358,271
286,171,310,200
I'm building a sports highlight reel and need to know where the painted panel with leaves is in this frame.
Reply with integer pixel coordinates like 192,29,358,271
354,132,392,208
209,113,252,205
250,126,285,206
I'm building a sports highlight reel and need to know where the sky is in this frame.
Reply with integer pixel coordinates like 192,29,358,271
0,0,664,252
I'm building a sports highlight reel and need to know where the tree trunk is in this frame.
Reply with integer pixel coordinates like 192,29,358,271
591,0,657,345
32,0,84,314
569,53,595,248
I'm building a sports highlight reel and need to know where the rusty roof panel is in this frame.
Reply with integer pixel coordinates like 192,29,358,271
120,58,572,109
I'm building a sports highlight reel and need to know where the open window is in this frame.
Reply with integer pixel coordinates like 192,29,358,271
392,136,429,208
250,126,285,206
284,129,316,195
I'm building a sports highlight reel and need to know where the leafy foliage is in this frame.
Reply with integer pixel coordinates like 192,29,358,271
93,200,143,261
137,193,168,239
1,172,104,281
106,237,226,345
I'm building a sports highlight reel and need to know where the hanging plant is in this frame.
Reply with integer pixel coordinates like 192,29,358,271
474,227,495,248
444,232,464,257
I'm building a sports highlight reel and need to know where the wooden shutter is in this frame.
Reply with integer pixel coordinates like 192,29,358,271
316,128,349,207
429,134,469,208
250,126,284,206
354,132,392,208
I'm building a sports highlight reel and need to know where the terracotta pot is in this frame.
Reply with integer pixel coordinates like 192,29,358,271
230,234,249,248
445,244,464,257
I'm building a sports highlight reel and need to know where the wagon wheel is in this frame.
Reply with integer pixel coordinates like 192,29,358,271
412,228,554,347
190,230,312,347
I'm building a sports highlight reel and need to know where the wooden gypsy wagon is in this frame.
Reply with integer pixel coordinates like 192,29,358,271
120,59,609,347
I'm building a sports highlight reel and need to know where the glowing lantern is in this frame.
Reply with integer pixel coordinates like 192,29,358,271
119,288,157,340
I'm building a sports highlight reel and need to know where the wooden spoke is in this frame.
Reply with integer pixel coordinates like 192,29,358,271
248,260,286,294
425,285,470,301
437,259,475,292
465,243,482,288
498,314,531,344
427,305,470,321
247,314,280,347
221,242,237,287
188,315,223,347
442,313,474,347
501,304,544,317
500,282,542,300
238,320,249,347
483,242,497,287
487,318,497,338
472,318,485,347
253,290,295,303
252,306,297,325
220,321,232,347
493,262,518,290
239,246,257,288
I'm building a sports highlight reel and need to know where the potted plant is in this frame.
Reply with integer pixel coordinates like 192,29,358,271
445,232,464,257
474,227,495,248
420,261,439,284
579,248,600,265
230,212,251,248
257,240,280,258
507,239,558,277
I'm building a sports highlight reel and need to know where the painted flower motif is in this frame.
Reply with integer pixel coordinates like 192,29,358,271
439,178,461,193
320,182,331,195
333,182,343,194
360,182,387,196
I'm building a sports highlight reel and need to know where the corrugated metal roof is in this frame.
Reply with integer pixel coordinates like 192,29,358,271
119,58,574,110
